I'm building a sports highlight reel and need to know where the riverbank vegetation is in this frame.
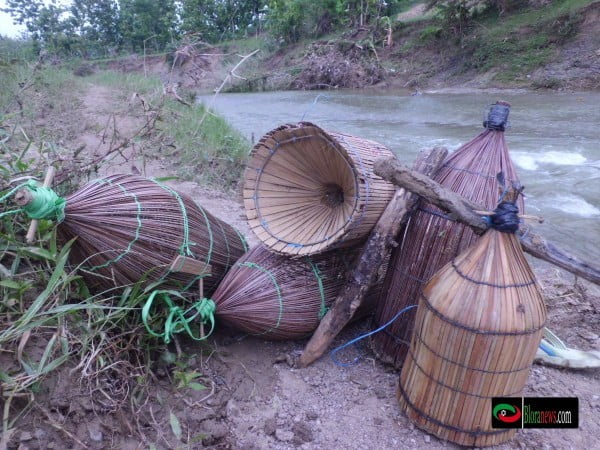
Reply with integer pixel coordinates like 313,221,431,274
2,1,599,90
1,39,250,442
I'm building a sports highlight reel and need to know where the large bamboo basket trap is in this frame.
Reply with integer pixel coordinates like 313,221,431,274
243,122,395,256
209,244,377,339
398,198,546,447
372,102,524,368
53,174,248,293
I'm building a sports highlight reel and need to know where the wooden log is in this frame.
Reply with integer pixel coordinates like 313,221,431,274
373,155,600,286
298,147,448,367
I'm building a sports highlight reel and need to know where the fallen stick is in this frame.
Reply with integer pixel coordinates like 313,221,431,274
194,48,260,135
299,147,448,367
373,156,600,286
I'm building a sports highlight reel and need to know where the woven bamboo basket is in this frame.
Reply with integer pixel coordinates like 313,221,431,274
210,244,377,339
372,102,524,368
51,174,248,293
398,199,546,447
243,122,395,256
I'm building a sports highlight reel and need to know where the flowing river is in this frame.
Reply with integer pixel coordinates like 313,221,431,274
198,89,600,263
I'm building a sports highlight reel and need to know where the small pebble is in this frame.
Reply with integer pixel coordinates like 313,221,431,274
373,388,387,399
19,432,33,442
264,418,276,436
33,429,46,440
275,429,294,442
306,411,318,421
273,354,287,363
579,330,599,341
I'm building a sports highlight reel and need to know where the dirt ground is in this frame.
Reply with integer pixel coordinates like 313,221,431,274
3,77,600,450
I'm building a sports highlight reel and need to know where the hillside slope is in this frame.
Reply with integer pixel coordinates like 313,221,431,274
221,1,600,92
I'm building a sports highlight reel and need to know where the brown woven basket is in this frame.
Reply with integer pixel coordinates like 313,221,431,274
398,225,546,447
210,244,377,340
57,174,248,294
243,122,395,256
372,102,523,368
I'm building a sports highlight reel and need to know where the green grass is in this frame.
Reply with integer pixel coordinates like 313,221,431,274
467,31,554,78
87,69,250,188
219,34,275,55
387,0,595,82
86,69,164,94
0,38,37,65
1,61,233,438
0,122,157,439
169,101,249,186
451,0,595,81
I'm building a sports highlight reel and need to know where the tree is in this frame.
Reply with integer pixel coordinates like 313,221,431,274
266,0,402,43
3,0,61,42
119,0,179,52
180,0,265,43
424,1,528,37
70,0,121,51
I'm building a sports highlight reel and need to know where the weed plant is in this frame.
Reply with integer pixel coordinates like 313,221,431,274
1,55,237,443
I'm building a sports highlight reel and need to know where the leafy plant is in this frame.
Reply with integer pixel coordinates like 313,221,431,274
173,368,207,391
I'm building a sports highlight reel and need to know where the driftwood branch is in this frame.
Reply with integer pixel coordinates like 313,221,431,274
194,49,260,135
374,156,600,286
299,147,448,367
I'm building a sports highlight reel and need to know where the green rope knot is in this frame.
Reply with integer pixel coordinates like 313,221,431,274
306,258,327,319
0,180,66,222
142,290,216,344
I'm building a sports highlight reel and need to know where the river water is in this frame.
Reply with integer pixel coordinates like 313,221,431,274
198,89,600,263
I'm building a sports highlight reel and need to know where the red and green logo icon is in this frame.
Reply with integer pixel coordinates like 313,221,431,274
493,403,522,423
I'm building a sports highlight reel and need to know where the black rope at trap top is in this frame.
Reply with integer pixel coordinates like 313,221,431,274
483,102,510,131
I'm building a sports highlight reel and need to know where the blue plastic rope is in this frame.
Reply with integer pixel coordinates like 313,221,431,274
330,305,417,367
301,94,330,121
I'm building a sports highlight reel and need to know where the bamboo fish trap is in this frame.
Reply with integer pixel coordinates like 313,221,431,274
14,174,247,294
243,122,396,256
209,244,375,339
372,101,524,368
398,193,546,447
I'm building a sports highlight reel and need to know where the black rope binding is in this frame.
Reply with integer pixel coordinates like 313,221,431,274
487,201,520,233
483,102,510,131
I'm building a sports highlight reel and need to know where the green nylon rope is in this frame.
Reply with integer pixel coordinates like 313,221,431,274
235,227,249,252
0,180,66,221
149,179,215,293
142,290,216,344
306,258,328,319
239,261,284,335
87,178,143,271
150,179,199,259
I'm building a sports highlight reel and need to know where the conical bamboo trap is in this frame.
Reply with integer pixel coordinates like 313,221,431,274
372,102,524,368
42,174,247,293
209,244,376,339
243,122,396,256
398,196,546,447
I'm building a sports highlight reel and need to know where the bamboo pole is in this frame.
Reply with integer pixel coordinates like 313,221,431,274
15,166,56,243
299,146,448,367
373,156,600,286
